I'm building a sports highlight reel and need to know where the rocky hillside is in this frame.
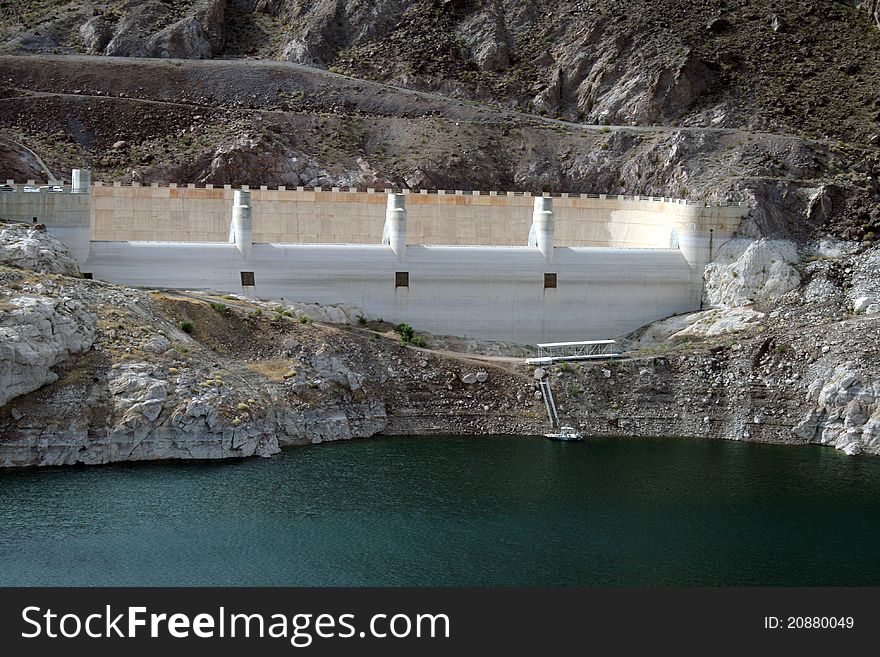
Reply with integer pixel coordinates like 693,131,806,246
1,53,878,243
1,2,879,243
2,220,880,465
3,1,880,141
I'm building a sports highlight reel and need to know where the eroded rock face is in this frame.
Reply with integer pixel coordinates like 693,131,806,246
0,295,96,406
0,140,49,183
272,0,408,67
198,136,334,188
0,223,80,276
795,363,880,455
457,6,511,72
848,247,880,313
104,0,226,59
79,16,113,54
704,239,801,308
147,0,227,59
0,351,392,466
275,402,388,446
851,1,880,28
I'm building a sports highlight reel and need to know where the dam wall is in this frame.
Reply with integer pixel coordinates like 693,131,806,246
86,242,695,344
0,178,748,343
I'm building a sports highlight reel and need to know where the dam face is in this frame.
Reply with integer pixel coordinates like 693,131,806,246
0,176,747,343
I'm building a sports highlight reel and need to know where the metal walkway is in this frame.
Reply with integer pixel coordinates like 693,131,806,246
539,379,560,429
526,340,620,365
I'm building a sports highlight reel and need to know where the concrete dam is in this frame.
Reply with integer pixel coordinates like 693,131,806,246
0,172,747,343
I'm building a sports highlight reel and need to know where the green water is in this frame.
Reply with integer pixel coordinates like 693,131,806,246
1,435,879,586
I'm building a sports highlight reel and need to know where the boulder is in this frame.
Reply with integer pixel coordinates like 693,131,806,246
143,335,171,354
104,0,226,59
79,16,113,53
457,6,511,71
706,18,731,33
854,296,875,313
0,296,96,406
703,239,800,308
0,223,80,276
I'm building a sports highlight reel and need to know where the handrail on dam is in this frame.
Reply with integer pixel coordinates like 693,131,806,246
539,379,560,429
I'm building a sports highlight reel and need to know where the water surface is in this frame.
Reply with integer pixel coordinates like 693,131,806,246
1,435,878,586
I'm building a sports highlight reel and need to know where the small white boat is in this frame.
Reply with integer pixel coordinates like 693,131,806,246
545,426,583,442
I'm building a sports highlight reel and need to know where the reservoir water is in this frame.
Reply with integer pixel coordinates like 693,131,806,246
1,435,879,586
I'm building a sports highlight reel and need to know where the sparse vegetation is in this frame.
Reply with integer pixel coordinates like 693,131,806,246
395,323,414,342
394,323,428,347
178,320,194,334
209,302,231,316
244,360,292,383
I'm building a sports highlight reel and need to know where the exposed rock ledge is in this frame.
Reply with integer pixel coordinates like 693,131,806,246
1,223,94,407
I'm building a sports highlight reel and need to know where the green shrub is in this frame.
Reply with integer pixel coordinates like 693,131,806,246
178,321,194,334
299,315,313,324
570,385,582,397
209,302,231,315
410,335,427,348
395,323,415,343
248,309,262,319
